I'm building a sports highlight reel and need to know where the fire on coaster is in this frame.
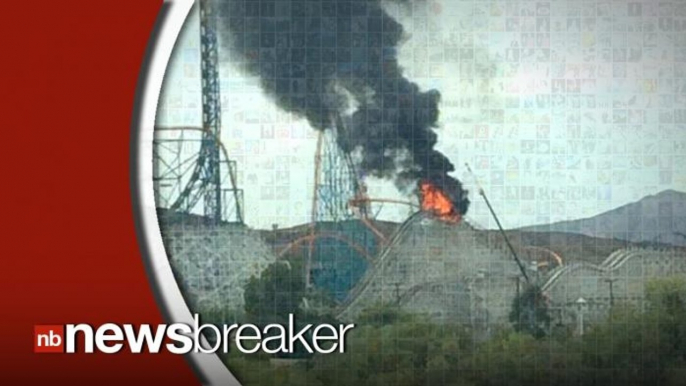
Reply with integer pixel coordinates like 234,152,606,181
419,180,462,224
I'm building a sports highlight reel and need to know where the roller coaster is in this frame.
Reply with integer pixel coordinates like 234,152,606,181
336,207,686,325
153,0,243,225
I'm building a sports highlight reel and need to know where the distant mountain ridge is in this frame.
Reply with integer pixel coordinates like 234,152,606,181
519,190,686,247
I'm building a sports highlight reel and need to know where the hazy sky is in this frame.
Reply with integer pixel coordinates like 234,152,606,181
156,0,686,230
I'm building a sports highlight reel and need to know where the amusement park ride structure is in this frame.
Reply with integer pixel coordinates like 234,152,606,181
147,2,686,330
152,0,537,296
154,0,243,225
152,0,399,280
154,0,370,226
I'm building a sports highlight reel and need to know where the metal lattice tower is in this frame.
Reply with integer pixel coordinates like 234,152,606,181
305,115,361,288
158,0,243,224
313,116,360,223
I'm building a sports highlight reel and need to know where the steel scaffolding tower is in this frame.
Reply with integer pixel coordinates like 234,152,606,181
315,129,359,223
305,115,362,287
158,0,243,224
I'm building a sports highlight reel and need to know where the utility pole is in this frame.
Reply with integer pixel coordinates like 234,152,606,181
516,276,520,322
576,297,587,336
271,223,279,255
604,277,618,308
510,275,521,327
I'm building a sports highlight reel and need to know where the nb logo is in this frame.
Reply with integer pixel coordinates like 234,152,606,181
34,325,64,353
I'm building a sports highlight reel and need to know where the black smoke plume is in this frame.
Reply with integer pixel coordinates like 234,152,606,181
216,0,469,214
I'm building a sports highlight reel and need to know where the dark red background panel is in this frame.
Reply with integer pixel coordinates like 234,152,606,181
0,1,198,383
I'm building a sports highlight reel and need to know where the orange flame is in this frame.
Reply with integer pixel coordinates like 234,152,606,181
419,181,461,223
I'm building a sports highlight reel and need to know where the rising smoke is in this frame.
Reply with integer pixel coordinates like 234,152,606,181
216,0,469,214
